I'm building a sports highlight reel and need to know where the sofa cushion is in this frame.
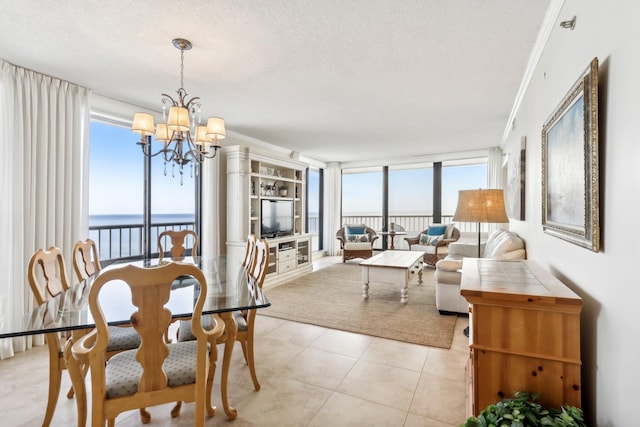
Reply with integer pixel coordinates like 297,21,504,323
484,229,525,258
428,225,447,236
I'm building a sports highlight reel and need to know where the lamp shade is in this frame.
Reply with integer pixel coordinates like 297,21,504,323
194,125,212,145
167,106,190,132
155,123,171,143
206,117,226,141
453,189,509,224
131,113,155,136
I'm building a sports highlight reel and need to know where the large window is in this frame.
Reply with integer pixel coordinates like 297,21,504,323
342,168,383,249
388,165,433,249
89,120,196,262
340,160,487,250
442,161,488,232
306,168,322,252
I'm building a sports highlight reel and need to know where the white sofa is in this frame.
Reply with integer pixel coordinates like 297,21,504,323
434,229,526,314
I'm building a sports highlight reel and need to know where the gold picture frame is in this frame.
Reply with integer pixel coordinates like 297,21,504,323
541,57,599,251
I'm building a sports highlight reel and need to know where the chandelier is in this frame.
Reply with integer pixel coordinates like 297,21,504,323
131,38,225,183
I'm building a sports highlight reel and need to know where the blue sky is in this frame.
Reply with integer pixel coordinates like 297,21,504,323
342,165,487,215
90,121,195,215
91,121,486,217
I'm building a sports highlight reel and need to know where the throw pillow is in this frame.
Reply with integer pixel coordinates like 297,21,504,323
428,225,447,236
419,233,443,246
347,233,370,243
345,225,366,235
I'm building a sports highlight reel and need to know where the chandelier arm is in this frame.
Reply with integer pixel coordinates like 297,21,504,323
161,93,179,107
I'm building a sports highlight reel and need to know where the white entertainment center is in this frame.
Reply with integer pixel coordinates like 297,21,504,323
225,146,313,286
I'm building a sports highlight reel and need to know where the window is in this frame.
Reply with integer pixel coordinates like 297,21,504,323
388,165,433,249
89,119,196,262
341,168,383,249
442,160,488,232
89,121,144,259
306,168,322,252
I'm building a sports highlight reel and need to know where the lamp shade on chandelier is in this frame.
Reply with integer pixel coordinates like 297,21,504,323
131,38,225,183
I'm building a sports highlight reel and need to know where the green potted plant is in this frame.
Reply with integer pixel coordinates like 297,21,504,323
461,392,586,427
278,183,288,196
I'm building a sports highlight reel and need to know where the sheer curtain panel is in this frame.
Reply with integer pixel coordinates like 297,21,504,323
487,146,506,236
0,59,90,359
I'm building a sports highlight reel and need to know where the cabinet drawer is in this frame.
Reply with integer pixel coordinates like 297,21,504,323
278,259,297,274
278,249,296,261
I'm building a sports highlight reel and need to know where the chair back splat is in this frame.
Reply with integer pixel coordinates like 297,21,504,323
158,229,199,260
72,262,223,426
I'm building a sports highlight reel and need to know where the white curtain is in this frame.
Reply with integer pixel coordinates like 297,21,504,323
0,59,90,359
487,146,506,235
324,162,342,256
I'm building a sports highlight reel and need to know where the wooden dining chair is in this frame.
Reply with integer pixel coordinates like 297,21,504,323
158,229,199,260
27,247,84,427
242,233,258,272
71,239,148,420
177,237,269,391
71,262,225,427
236,237,270,391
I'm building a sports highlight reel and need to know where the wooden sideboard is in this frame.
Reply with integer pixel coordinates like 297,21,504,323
460,259,582,417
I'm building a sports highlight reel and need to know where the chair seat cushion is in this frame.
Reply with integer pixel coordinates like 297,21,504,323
105,341,199,398
409,244,437,254
344,242,372,250
177,312,245,342
106,326,141,352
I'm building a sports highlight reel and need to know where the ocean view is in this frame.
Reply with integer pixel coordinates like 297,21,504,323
89,213,195,226
89,213,196,260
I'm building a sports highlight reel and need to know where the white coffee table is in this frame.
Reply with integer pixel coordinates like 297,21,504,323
360,251,424,304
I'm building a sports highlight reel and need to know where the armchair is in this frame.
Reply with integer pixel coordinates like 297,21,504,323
336,225,379,262
405,224,460,266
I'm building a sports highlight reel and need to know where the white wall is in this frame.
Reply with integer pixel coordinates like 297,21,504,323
503,1,640,424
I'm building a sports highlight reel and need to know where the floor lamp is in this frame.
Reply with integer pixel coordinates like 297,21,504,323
452,189,509,337
452,189,509,258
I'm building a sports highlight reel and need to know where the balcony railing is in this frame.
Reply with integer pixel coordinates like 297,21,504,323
91,215,487,261
341,214,490,250
89,221,196,262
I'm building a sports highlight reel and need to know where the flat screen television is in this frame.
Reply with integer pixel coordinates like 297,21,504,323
261,199,294,238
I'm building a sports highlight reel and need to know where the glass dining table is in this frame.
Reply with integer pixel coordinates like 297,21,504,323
0,255,270,426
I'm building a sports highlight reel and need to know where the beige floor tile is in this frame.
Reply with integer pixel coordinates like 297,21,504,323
310,328,373,358
422,346,468,382
234,376,332,427
360,337,429,372
410,371,466,425
308,392,407,427
280,347,357,389
262,318,327,347
336,359,421,412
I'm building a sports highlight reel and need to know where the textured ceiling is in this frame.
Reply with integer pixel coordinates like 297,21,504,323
0,0,550,163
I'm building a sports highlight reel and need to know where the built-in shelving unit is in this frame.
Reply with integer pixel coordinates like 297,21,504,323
225,146,312,286
249,159,305,238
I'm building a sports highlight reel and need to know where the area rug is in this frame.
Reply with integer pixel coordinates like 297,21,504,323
260,263,456,348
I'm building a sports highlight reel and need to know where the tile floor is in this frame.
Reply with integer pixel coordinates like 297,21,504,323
0,256,469,426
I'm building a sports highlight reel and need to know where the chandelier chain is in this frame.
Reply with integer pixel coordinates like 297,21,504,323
180,47,185,90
